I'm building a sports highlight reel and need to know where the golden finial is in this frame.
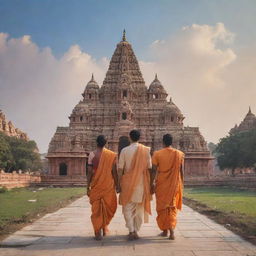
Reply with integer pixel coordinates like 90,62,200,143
122,29,126,41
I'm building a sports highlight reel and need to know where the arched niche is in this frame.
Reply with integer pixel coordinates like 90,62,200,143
59,163,68,176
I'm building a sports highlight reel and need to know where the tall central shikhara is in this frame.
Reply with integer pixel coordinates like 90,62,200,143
47,31,213,177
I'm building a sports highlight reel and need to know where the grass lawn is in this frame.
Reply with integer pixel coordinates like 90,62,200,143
184,187,256,243
0,187,86,239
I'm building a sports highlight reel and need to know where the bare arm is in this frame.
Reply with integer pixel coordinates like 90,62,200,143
86,165,93,196
116,149,125,193
151,151,158,194
111,163,119,192
150,165,157,194
180,163,184,184
151,165,157,186
116,167,123,193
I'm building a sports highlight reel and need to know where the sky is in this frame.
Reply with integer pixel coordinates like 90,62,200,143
0,0,255,152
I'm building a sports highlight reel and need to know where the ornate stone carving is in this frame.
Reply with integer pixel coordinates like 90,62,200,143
47,32,213,177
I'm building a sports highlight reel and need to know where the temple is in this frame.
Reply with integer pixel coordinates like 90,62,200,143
0,110,29,140
47,31,213,177
230,107,256,135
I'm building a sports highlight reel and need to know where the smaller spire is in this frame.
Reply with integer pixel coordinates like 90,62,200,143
91,73,94,81
155,73,158,80
122,29,126,41
249,106,252,114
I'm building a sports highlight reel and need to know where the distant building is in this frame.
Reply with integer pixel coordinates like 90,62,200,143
47,31,213,177
230,107,256,135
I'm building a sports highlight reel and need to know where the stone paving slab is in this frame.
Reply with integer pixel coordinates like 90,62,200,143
0,196,256,256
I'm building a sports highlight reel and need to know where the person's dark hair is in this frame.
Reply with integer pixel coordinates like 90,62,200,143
129,130,140,142
96,135,107,148
118,136,130,156
163,134,173,146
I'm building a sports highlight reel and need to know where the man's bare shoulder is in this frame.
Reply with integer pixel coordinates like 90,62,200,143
173,148,185,157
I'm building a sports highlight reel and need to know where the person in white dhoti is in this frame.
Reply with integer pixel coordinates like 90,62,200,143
118,130,152,240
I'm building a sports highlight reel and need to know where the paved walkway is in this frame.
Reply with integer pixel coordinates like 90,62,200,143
1,196,256,256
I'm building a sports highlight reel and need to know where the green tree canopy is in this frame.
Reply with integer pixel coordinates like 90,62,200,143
215,129,256,174
0,132,42,172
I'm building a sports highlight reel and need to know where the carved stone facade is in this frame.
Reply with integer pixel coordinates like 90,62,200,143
0,110,29,140
47,32,213,177
230,107,256,135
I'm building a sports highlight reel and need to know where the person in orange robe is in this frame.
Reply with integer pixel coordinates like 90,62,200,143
118,130,152,240
152,134,184,240
87,135,118,240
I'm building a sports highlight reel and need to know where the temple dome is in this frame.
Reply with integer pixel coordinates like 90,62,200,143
229,107,256,134
72,102,90,115
85,74,99,90
243,107,256,122
148,74,167,94
82,74,99,100
165,102,182,115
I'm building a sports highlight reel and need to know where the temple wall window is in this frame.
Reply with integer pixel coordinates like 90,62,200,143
122,112,127,120
123,90,127,98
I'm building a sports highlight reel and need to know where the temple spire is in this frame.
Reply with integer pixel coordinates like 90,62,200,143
91,73,94,81
122,29,126,41
249,106,252,114
155,73,158,80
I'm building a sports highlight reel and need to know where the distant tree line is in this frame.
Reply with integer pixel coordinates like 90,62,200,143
0,132,42,172
211,129,256,176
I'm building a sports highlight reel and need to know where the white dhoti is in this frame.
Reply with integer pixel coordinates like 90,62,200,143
123,202,144,232
122,175,145,232
118,142,152,233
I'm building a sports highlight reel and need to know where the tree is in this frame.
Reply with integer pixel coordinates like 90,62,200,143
0,134,13,171
238,129,256,168
215,129,256,176
0,132,42,172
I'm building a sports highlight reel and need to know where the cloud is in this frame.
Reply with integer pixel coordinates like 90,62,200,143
140,23,256,144
0,33,107,152
146,23,236,88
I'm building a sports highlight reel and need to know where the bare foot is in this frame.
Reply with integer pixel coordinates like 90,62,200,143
134,231,139,240
159,230,168,237
103,226,110,236
94,231,103,241
128,232,135,241
169,229,175,240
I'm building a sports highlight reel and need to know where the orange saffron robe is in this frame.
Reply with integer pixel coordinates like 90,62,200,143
89,148,117,233
119,144,152,221
152,147,184,230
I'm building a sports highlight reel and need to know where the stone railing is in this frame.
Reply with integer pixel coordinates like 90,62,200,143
185,174,256,189
0,170,41,189
1,169,255,189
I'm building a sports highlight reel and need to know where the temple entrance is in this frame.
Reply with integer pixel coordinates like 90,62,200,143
118,136,130,155
59,163,68,176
